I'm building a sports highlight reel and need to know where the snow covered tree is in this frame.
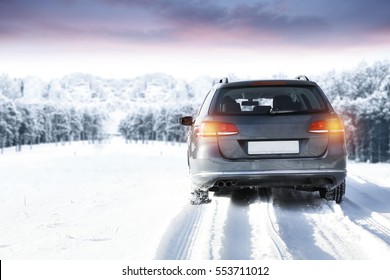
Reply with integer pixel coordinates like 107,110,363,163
69,107,83,142
18,105,37,149
319,60,390,162
52,108,71,143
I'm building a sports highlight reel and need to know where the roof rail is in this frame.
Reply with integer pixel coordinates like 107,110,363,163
295,75,309,81
218,77,229,84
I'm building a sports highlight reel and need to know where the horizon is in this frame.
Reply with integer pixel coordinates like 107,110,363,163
1,59,388,83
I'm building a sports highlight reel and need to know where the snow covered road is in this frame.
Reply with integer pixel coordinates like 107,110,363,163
156,186,390,260
0,138,389,260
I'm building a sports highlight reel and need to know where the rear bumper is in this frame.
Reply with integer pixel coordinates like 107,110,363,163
192,169,346,190
189,138,347,191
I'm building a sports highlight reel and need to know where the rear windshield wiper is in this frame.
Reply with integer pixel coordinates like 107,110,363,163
270,110,309,115
270,109,328,115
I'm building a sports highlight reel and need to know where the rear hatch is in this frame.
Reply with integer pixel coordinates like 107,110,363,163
210,83,331,159
214,113,329,159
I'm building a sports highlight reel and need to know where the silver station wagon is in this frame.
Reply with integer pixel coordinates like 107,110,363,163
180,76,347,204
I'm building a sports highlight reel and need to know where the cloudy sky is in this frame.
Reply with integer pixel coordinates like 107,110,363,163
1,0,390,80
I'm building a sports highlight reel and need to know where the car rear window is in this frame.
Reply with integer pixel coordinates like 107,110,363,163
212,86,327,115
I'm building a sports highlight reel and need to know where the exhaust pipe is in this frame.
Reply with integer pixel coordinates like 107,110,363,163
211,180,237,192
217,181,225,187
215,180,236,188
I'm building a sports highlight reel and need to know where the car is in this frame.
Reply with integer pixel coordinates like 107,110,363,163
179,76,347,204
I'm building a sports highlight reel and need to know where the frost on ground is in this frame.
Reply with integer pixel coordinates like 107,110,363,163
0,138,389,259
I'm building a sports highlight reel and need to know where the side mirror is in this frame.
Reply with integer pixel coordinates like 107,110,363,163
179,116,193,126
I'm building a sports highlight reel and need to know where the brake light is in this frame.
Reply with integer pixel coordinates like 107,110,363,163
308,118,344,133
251,81,287,86
196,122,239,137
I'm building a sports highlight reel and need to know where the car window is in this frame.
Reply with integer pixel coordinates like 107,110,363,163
197,88,215,118
213,86,327,115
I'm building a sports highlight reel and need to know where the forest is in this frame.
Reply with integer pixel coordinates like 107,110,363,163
0,95,107,152
1,61,389,162
318,61,390,163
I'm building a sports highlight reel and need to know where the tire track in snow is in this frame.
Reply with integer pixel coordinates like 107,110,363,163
343,199,390,245
263,189,292,259
204,197,230,259
272,189,344,259
249,189,292,259
303,201,390,259
219,192,253,260
218,188,292,260
154,204,204,259
302,202,365,259
341,177,390,246
186,194,230,259
266,188,390,259
156,182,390,260
154,194,230,260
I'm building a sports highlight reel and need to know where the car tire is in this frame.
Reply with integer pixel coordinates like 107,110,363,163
319,180,346,204
319,189,327,199
334,180,346,204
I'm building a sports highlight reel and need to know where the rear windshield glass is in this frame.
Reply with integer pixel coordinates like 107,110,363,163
212,86,327,115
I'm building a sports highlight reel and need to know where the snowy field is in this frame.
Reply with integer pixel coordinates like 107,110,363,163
0,138,390,260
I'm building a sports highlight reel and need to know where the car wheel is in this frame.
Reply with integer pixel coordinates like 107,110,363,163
334,180,346,204
319,180,346,204
319,189,327,199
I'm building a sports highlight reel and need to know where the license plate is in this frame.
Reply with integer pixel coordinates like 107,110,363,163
248,140,299,154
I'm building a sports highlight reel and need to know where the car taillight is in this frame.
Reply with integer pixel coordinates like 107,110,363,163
308,117,344,133
196,122,239,137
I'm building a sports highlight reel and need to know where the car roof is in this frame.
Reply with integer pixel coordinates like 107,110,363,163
215,79,318,89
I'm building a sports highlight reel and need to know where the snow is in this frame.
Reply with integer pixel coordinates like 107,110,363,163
0,138,389,260
0,139,188,259
347,161,390,188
